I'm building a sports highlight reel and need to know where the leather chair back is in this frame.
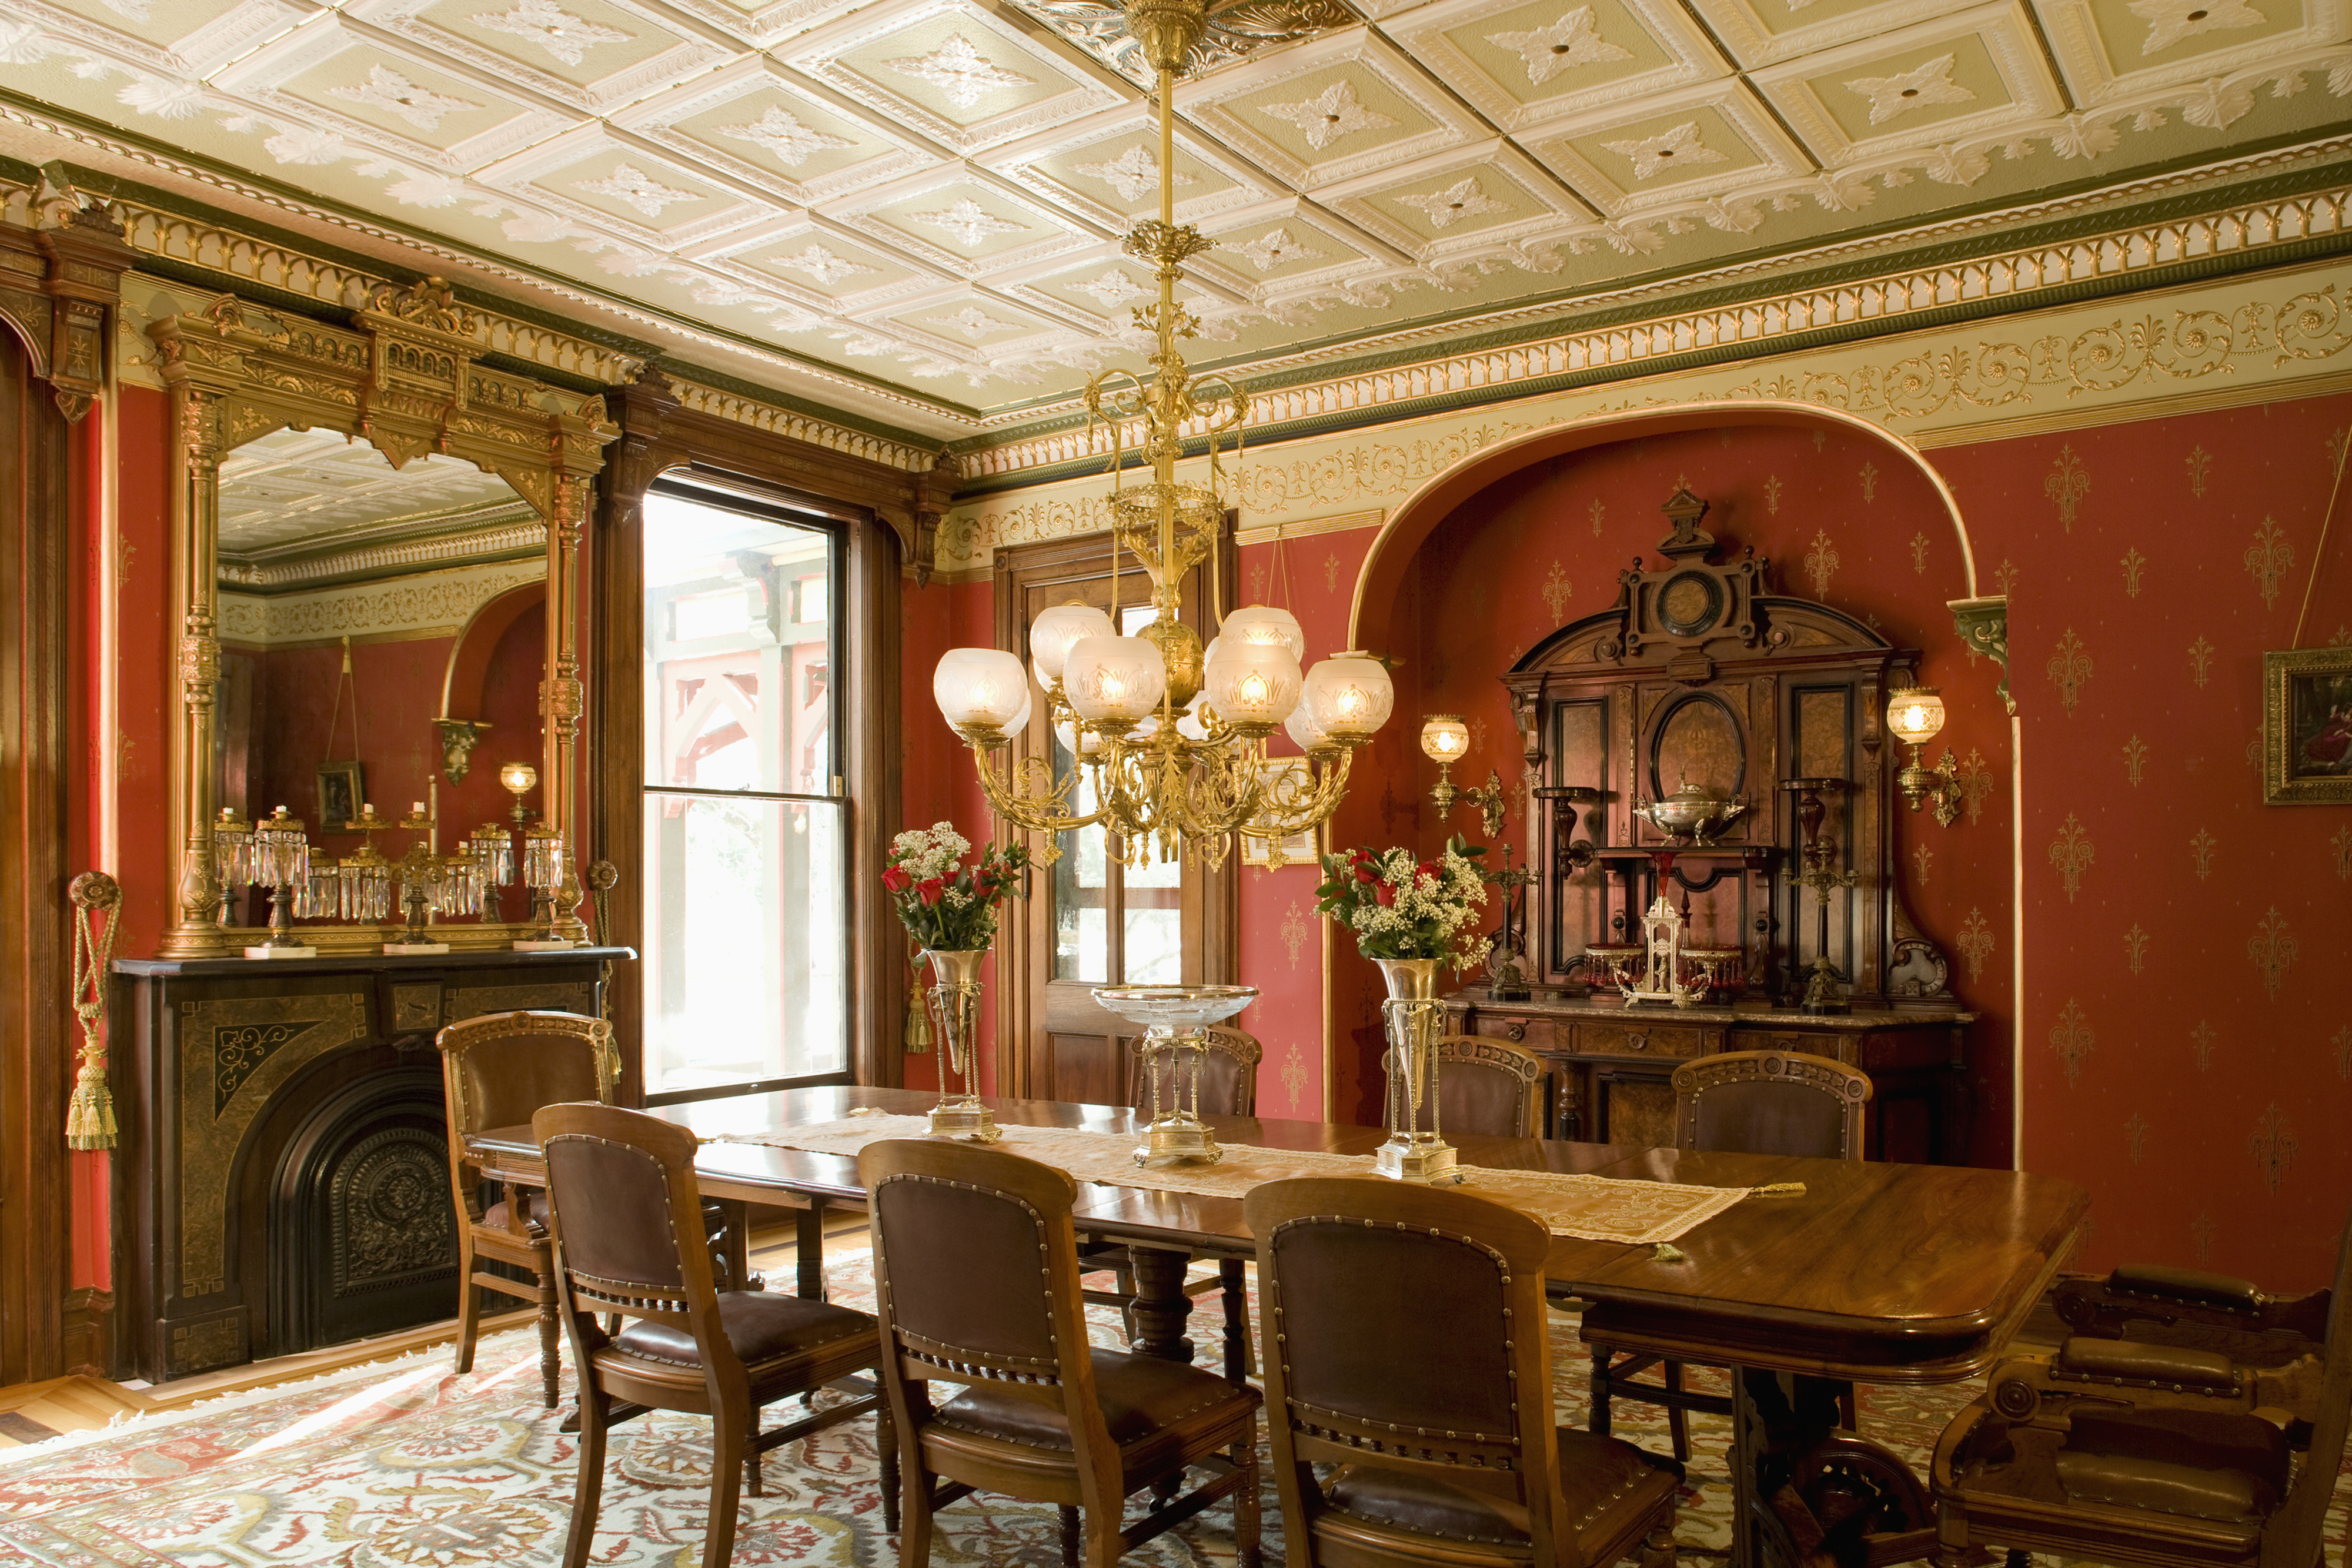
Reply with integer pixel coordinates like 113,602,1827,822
2268,1204,2352,1556
1432,1035,1544,1138
533,1102,737,1377
1247,1178,1563,1554
1672,1048,1870,1160
860,1138,1118,1476
437,1010,617,1223
1127,1025,1262,1116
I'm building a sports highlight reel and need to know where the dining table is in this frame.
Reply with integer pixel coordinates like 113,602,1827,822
469,1084,2087,1568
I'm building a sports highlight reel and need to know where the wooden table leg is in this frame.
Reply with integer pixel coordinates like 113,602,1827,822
1125,1245,1196,1365
796,1198,828,1300
1218,1258,1250,1386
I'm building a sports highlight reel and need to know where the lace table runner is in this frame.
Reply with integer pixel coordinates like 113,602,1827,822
708,1113,1750,1246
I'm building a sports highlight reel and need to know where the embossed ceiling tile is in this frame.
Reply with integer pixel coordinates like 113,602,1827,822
1385,0,1728,129
997,253,1235,330
1682,0,1987,66
1193,195,1397,293
355,0,730,113
477,130,769,242
871,291,1073,357
1318,139,1594,258
28,0,253,55
651,0,864,46
787,0,1128,152
1178,28,1484,188
1750,2,2059,163
614,56,939,205
211,19,573,163
981,108,1271,230
825,171,1101,277
711,219,940,303
2037,0,2332,102
1519,79,1808,213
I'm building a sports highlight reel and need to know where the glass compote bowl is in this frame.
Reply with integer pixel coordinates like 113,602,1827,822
1091,984,1257,1166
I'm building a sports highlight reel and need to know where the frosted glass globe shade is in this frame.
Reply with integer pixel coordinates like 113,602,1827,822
1000,683,1034,741
1887,687,1947,745
1221,605,1306,663
934,648,1027,730
1420,714,1471,764
1029,603,1115,686
1063,636,1167,725
1304,653,1394,740
1054,717,1104,760
1285,704,1332,754
1204,639,1302,732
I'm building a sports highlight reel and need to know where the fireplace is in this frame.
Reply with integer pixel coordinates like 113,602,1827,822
111,948,618,1382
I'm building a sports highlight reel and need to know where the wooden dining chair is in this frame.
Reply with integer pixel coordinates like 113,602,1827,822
1247,1175,1681,1568
437,1008,621,1407
861,1137,1262,1568
1082,1024,1266,1381
1430,1034,1545,1138
536,1102,896,1568
1588,1048,1871,1459
1929,1202,2352,1568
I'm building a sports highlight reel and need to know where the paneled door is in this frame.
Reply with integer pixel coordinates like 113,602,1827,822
993,533,1237,1105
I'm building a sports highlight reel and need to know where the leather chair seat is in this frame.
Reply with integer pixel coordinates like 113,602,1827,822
936,1348,1253,1457
1328,1429,1684,1546
480,1192,551,1232
2054,1409,2291,1523
613,1291,878,1370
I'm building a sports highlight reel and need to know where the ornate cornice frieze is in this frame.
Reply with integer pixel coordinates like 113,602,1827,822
218,561,547,647
961,164,2352,482
218,507,548,592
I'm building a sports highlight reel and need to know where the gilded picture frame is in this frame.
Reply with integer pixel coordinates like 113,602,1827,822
316,760,365,831
1240,758,1321,868
2261,647,2352,804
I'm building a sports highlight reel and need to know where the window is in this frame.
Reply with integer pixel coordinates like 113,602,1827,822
1051,605,1182,987
640,481,848,1101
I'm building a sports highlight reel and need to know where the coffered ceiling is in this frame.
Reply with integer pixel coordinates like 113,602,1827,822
0,0,2344,433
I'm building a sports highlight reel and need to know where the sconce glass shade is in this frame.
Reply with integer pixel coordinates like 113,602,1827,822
1028,603,1115,687
1000,683,1034,742
1063,636,1167,726
1303,653,1394,740
1888,687,1947,746
933,647,1028,732
1221,605,1307,663
1204,639,1302,734
1055,716,1105,760
497,760,537,797
1175,691,1211,741
1285,704,1333,754
1420,714,1471,764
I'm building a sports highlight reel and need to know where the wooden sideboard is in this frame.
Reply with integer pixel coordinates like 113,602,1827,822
1444,988,1970,1165
110,947,630,1383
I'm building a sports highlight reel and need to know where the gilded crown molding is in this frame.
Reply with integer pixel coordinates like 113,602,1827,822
217,505,549,593
218,561,548,648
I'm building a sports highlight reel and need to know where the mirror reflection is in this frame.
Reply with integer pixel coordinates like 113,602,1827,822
212,429,549,940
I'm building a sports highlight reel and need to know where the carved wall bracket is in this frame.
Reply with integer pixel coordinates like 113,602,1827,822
0,170,135,422
1948,596,2013,717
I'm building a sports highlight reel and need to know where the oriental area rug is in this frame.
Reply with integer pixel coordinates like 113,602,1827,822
0,1249,2343,1567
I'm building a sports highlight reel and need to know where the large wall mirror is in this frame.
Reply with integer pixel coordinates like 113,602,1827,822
151,281,615,958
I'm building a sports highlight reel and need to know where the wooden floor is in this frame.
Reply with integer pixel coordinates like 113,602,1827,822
0,1209,867,1451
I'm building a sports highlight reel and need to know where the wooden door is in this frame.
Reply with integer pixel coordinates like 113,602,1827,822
993,533,1237,1105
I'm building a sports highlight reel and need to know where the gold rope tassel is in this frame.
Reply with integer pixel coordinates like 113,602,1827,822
1652,1243,1688,1263
1752,1181,1808,1196
66,872,122,1151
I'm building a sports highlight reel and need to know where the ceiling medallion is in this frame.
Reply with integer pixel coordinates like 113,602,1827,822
1009,0,1359,86
931,0,1391,869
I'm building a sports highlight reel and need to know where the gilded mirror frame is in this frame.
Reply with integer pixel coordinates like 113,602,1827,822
150,280,617,957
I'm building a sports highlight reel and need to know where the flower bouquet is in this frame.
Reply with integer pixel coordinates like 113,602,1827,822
883,822,1031,1139
1315,837,1488,1182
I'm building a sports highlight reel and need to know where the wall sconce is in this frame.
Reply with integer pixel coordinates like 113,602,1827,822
1419,714,1470,818
1887,687,1963,827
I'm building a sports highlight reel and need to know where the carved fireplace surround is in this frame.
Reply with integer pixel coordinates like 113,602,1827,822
111,948,624,1383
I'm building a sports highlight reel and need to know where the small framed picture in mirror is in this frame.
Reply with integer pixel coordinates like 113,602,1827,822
316,761,365,831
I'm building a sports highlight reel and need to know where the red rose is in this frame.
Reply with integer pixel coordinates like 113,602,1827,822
1417,861,1439,881
1354,862,1378,884
1374,882,1396,907
1349,848,1372,864
917,877,944,905
883,865,911,893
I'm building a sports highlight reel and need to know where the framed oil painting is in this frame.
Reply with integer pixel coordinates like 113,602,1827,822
2262,648,2352,804
316,760,365,831
1240,758,1321,868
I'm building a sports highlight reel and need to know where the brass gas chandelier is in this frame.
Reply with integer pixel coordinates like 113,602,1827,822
931,0,1394,867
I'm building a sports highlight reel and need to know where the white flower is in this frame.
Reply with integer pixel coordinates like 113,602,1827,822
119,76,203,119
890,821,971,882
264,128,348,165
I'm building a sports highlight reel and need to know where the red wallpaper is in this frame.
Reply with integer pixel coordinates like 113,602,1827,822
1936,395,2352,1289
